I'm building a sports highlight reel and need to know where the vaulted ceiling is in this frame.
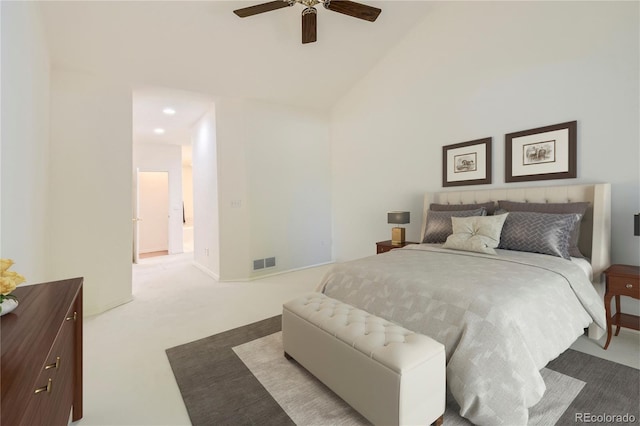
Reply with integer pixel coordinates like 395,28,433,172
39,1,433,110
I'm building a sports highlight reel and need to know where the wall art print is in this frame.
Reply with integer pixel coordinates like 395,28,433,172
505,121,577,183
442,137,492,187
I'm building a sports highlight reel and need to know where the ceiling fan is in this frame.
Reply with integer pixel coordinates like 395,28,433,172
233,0,382,44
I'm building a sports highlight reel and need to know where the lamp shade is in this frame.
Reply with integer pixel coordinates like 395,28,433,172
388,211,410,225
635,214,639,236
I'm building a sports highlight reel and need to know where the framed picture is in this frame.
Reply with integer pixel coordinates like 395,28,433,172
442,137,492,187
505,121,577,183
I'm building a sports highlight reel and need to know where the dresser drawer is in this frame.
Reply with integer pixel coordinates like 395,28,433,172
377,245,391,254
1,278,83,426
608,275,640,299
20,315,76,426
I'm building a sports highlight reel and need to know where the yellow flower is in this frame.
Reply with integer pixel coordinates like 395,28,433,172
3,271,25,285
0,259,26,296
0,277,17,295
1,258,14,273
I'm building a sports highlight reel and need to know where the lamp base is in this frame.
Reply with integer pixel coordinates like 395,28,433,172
391,227,405,245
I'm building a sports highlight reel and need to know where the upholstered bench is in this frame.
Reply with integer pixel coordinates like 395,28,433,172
282,292,445,426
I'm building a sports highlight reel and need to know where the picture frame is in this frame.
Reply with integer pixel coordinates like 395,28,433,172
442,137,492,187
505,121,577,183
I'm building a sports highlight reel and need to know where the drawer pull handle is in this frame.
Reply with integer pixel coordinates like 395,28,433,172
34,378,52,394
66,311,77,321
626,284,633,289
45,356,61,370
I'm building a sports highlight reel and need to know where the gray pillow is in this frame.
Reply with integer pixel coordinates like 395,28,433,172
422,208,486,243
497,200,589,258
430,201,497,215
498,211,581,259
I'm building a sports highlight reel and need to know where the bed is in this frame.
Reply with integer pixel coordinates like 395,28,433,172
317,183,611,425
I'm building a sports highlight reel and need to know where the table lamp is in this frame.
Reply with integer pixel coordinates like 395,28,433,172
388,211,410,244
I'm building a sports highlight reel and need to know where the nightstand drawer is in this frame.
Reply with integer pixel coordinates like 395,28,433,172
608,276,640,298
376,240,418,254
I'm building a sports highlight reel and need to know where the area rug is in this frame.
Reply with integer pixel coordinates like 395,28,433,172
166,316,639,426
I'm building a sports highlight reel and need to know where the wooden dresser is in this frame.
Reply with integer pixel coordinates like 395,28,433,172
1,277,83,426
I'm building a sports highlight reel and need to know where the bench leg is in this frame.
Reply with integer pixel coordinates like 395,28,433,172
431,415,443,426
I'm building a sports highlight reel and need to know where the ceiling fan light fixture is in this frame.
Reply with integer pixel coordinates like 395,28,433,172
233,0,382,44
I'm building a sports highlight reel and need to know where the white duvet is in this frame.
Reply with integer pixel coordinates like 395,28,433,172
318,244,606,425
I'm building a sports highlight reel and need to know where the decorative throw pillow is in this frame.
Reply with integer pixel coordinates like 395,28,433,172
497,200,589,258
430,201,497,215
498,211,581,259
443,213,509,255
422,208,486,243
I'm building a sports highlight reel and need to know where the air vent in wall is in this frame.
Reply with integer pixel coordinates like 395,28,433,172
253,257,276,270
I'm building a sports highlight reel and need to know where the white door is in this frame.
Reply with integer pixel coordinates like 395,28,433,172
138,171,170,256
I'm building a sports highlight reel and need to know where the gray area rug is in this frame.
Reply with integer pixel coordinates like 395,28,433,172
233,332,583,426
166,316,639,426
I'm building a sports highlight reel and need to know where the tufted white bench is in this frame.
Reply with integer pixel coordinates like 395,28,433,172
282,292,445,426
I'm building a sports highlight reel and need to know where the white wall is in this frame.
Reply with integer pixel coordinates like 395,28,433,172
244,100,332,277
331,2,639,267
214,98,332,280
1,4,133,316
1,1,50,282
192,104,220,278
49,69,133,316
182,146,194,226
133,143,184,254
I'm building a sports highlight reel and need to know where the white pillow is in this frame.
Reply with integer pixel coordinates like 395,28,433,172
443,213,509,255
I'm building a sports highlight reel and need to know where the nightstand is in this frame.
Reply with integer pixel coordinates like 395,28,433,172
376,240,418,254
603,264,640,350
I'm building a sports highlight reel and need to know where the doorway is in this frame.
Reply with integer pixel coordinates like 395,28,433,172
136,171,170,259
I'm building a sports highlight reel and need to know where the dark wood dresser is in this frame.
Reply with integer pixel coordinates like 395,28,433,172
1,277,83,426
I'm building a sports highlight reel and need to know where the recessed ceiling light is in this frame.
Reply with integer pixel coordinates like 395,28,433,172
163,108,176,115
154,128,165,134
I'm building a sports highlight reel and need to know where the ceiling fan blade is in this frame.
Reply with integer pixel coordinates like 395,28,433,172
233,1,292,18
302,7,317,44
323,0,381,22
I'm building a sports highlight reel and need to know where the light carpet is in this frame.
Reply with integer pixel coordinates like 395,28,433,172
166,316,640,426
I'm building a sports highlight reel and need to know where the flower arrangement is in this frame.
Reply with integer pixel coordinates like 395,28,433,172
1,259,26,313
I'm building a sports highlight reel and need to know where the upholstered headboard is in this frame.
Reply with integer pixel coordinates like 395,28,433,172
421,184,611,284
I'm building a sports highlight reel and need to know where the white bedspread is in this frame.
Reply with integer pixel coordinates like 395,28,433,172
317,244,606,426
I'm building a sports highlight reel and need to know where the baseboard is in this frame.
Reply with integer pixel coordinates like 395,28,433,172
140,248,169,254
192,261,220,281
220,261,335,282
85,294,134,317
